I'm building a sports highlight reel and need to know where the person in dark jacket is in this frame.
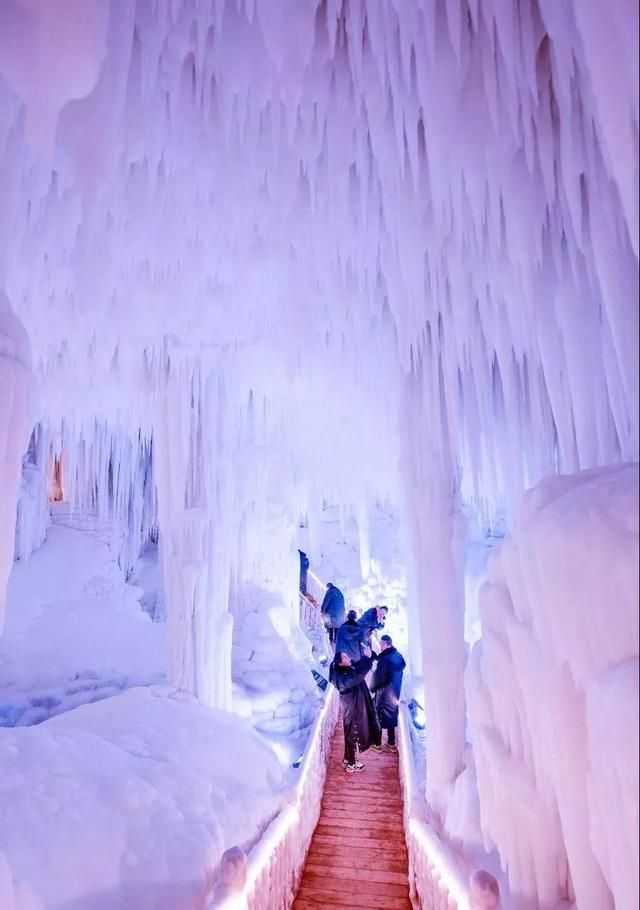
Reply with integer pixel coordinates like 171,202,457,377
320,582,346,643
298,550,309,595
335,609,367,661
330,647,381,772
370,634,406,751
358,605,388,648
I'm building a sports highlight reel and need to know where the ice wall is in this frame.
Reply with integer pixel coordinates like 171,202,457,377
0,294,33,632
467,464,639,909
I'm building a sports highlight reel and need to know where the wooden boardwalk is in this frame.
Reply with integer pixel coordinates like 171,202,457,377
293,725,413,910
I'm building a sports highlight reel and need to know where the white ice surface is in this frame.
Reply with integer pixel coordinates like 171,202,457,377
0,524,166,727
467,463,639,910
0,686,286,910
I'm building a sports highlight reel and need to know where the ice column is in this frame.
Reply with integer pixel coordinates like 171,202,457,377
402,351,467,816
154,362,235,710
0,293,33,631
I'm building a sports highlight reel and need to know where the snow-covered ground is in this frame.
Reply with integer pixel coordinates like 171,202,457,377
0,524,166,728
0,519,302,910
0,687,286,910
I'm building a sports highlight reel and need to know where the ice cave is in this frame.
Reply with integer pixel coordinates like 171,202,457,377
0,2,637,909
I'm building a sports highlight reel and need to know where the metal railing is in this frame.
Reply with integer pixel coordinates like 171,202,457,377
397,705,501,910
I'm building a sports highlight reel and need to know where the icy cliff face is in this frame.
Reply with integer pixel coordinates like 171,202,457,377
467,464,639,910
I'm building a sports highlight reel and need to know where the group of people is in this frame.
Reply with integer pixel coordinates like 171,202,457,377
297,554,407,775
322,582,406,774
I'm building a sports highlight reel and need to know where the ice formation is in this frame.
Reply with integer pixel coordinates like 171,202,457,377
0,1,637,907
467,464,639,909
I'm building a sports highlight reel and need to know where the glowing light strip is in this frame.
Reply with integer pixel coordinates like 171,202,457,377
398,704,472,910
213,685,338,910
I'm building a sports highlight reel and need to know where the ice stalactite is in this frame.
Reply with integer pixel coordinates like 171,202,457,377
40,418,157,578
0,0,633,526
355,498,372,580
0,0,109,154
0,293,33,632
14,424,50,561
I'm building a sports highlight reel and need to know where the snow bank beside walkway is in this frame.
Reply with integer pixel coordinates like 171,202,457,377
0,686,286,910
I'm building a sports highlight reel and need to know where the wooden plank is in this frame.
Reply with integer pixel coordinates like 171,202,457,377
311,830,407,848
310,832,409,855
323,781,403,795
304,861,409,886
317,812,404,832
293,900,410,910
306,846,408,873
295,883,412,909
321,797,404,811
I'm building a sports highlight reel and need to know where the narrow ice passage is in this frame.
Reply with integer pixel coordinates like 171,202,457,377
0,2,638,909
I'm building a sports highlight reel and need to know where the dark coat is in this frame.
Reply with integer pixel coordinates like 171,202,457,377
335,618,367,661
330,656,381,753
371,646,406,729
298,551,309,594
358,607,385,636
321,585,345,628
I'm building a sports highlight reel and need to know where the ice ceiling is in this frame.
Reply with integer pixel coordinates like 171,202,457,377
0,1,638,631
0,0,636,488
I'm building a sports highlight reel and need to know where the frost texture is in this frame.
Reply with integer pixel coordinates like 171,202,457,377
467,464,639,909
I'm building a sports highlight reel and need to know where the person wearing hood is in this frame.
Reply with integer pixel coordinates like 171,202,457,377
335,609,367,661
329,646,381,772
320,582,346,644
370,634,406,752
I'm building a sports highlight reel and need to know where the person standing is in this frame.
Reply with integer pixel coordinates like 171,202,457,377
330,646,381,772
298,550,309,595
335,608,367,660
358,604,388,635
320,582,346,644
357,604,388,651
370,634,406,752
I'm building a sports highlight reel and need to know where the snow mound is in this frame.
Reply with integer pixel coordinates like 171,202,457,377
0,524,166,727
0,686,286,910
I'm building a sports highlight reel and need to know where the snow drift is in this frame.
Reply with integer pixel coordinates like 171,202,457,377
0,686,286,910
